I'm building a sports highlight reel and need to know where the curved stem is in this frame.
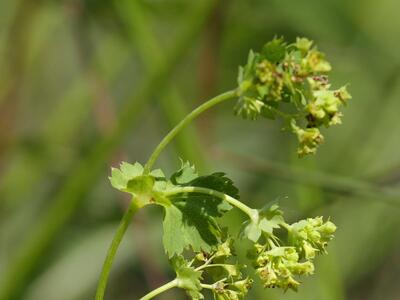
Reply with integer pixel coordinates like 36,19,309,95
196,263,230,271
139,279,178,300
164,186,258,222
143,89,237,174
95,200,140,300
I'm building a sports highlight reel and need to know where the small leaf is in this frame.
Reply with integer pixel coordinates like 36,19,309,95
120,162,143,178
109,162,144,191
258,204,285,234
162,163,239,256
109,168,126,190
171,256,204,299
171,161,198,185
262,37,286,63
242,221,262,242
150,168,165,178
260,105,276,120
188,172,240,200
162,192,230,257
126,175,154,195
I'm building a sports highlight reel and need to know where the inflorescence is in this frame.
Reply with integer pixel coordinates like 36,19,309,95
98,36,347,300
234,37,351,156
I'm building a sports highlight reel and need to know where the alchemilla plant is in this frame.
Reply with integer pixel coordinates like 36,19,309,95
95,37,350,300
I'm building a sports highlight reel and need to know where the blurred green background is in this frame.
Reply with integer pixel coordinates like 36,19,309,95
1,0,400,299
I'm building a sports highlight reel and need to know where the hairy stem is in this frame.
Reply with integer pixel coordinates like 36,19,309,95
164,186,258,222
143,89,237,173
139,279,178,300
95,200,140,300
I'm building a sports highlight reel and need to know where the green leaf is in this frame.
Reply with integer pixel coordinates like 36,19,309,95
258,204,285,234
242,221,262,242
262,37,286,63
188,172,240,199
162,192,230,257
163,165,238,257
171,160,198,185
171,256,204,299
242,204,285,241
109,162,144,191
260,105,276,120
126,175,154,195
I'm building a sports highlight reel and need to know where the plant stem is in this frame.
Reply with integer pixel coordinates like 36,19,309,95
200,283,214,290
139,279,178,300
143,89,237,174
164,186,258,222
95,200,140,300
196,263,230,271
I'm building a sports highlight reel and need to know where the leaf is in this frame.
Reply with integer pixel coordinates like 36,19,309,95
260,105,276,120
171,256,204,299
242,220,262,242
258,204,285,234
241,204,285,241
171,160,198,185
126,175,154,195
163,165,238,257
262,37,286,63
162,193,229,257
188,172,240,199
109,162,144,191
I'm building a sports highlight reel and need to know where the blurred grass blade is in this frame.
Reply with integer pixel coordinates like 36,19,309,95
0,1,218,299
115,0,206,170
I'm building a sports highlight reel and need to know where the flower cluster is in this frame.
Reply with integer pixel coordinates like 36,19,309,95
177,237,253,300
235,37,351,156
245,207,336,291
252,245,314,291
288,217,337,259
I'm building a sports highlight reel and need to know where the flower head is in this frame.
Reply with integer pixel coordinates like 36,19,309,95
234,36,351,157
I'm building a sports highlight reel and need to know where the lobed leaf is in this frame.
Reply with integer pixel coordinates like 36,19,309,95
171,256,204,299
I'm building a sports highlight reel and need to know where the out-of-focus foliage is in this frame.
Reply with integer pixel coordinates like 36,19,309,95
0,0,399,299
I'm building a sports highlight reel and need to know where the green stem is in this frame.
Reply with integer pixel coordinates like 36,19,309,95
164,186,258,222
139,279,178,300
143,90,237,174
200,283,214,290
95,200,140,300
196,263,230,271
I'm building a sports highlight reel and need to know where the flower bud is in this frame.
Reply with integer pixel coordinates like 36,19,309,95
233,277,254,294
302,241,317,259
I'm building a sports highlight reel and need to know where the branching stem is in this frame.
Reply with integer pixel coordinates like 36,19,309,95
95,90,237,299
